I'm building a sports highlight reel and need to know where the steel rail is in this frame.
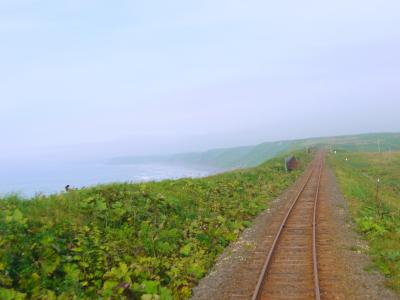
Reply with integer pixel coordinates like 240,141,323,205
313,157,324,300
251,155,324,300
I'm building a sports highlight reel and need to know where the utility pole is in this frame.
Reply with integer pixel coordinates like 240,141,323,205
376,178,382,218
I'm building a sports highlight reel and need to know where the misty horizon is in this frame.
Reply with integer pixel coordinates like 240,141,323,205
1,1,400,165
1,130,399,164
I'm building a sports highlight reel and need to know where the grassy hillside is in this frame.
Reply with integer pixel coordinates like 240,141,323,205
167,140,294,169
305,132,400,153
0,152,311,299
329,152,400,292
112,132,400,169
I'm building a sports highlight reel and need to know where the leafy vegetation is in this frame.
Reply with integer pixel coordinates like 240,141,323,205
329,152,400,292
0,152,311,299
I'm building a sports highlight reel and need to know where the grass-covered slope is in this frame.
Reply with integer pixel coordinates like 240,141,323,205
167,140,294,169
307,132,400,153
329,152,400,292
112,132,400,169
110,140,295,170
0,152,311,299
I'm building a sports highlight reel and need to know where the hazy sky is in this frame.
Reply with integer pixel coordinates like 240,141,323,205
1,0,399,161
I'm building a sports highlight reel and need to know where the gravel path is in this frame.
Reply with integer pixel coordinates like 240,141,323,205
191,163,399,300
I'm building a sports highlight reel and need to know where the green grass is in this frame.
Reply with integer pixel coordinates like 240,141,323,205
329,152,400,292
0,152,311,299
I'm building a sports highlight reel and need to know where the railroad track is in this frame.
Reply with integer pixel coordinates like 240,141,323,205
251,153,325,300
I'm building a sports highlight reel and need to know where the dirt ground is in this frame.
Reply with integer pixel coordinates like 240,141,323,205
191,164,399,300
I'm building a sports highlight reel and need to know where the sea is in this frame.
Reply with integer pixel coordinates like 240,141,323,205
0,160,218,198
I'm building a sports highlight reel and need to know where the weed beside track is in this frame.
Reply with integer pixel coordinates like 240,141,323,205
329,152,400,292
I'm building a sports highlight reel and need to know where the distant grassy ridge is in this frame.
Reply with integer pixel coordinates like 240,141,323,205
329,152,400,292
111,132,400,169
0,151,312,299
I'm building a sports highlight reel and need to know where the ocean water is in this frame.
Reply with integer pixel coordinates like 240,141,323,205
0,160,217,198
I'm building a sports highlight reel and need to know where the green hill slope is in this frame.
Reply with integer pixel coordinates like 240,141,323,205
112,132,400,169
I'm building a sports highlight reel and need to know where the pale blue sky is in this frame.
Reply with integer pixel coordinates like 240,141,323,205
1,0,400,161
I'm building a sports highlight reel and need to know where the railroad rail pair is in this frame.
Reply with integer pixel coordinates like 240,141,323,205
252,153,325,300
